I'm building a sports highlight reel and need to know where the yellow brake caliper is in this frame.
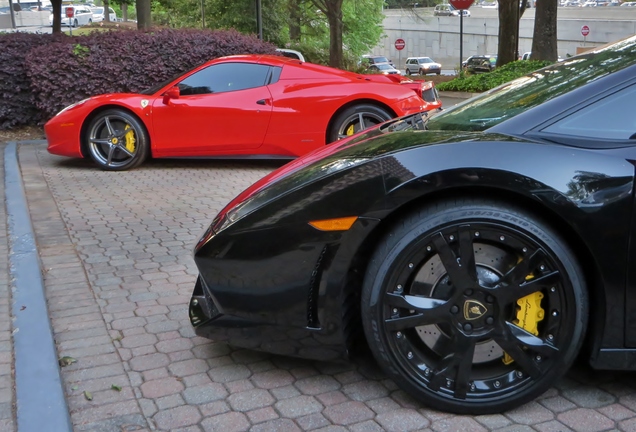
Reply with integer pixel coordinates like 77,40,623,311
124,125,136,153
502,273,545,365
346,124,356,136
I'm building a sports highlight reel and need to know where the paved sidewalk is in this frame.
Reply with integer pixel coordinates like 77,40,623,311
5,141,636,431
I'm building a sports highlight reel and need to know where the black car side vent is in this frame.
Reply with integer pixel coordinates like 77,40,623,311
307,245,330,329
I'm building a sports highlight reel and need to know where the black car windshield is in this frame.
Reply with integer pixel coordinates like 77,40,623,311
427,36,636,132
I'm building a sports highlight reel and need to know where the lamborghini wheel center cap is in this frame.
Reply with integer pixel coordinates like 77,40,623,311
464,300,487,320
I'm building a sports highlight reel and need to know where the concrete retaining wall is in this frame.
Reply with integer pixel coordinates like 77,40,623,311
0,10,48,28
374,10,636,70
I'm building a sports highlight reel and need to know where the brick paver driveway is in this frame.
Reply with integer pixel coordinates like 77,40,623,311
15,143,636,431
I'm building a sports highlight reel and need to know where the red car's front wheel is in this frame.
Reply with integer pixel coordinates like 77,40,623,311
85,109,149,171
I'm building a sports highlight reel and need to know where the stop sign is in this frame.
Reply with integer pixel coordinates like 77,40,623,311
65,6,74,18
581,25,590,37
449,0,475,10
395,38,405,51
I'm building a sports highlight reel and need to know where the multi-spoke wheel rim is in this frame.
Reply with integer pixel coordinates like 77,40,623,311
88,114,139,169
336,111,389,140
381,222,573,403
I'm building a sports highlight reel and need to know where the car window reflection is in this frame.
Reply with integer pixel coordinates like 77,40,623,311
178,63,271,96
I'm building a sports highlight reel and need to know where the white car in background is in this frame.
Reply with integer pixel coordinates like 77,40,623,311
91,6,116,22
49,5,93,27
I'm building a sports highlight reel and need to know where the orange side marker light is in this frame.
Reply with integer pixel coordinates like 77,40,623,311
308,216,358,231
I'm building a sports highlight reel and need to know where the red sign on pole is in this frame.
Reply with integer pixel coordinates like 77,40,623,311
581,25,590,37
395,38,406,51
65,6,74,18
449,0,475,10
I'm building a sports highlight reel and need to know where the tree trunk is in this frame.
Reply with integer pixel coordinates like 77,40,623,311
496,0,518,66
51,0,62,33
104,0,110,23
311,0,344,68
326,5,343,68
122,3,128,22
136,0,151,30
530,0,558,61
289,0,301,41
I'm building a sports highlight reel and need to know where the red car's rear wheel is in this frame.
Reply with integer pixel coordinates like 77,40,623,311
328,104,393,142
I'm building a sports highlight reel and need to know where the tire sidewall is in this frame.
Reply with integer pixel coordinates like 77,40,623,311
361,200,588,414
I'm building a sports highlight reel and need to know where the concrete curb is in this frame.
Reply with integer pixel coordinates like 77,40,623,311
4,141,73,432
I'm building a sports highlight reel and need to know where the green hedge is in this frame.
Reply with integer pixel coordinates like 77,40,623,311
437,60,553,93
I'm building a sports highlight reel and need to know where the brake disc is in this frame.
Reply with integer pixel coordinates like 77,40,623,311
413,243,516,363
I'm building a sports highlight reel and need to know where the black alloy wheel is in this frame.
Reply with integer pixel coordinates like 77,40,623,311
362,199,588,414
328,104,393,142
86,109,149,171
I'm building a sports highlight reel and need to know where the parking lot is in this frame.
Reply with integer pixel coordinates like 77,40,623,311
2,132,636,431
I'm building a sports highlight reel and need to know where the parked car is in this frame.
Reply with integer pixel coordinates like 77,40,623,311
621,1,636,5
367,63,401,75
361,54,395,68
405,56,442,75
190,35,636,415
45,55,441,170
463,55,497,73
521,52,565,62
49,5,93,26
275,48,305,62
90,6,116,22
434,4,454,15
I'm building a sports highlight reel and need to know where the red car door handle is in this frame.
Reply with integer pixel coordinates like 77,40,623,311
256,99,267,105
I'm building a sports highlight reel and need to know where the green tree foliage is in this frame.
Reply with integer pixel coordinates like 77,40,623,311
151,0,384,67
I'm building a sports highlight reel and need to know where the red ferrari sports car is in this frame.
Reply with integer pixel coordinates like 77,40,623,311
45,54,441,170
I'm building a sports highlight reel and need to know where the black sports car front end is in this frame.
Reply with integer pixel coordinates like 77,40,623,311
190,36,636,414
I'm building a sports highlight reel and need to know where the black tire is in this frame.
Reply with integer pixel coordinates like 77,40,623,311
73,18,78,27
419,68,425,75
327,104,393,143
405,69,412,76
436,71,441,75
85,109,149,171
361,198,587,414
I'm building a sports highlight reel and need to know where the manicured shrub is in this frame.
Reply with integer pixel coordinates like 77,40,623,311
1,28,276,129
0,32,59,128
436,60,553,93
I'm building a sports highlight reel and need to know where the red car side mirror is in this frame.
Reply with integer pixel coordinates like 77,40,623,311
162,86,180,105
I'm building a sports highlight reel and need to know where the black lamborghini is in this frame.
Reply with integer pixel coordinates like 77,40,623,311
190,36,636,414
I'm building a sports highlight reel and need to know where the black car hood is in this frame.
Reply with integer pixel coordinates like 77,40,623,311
323,126,528,162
